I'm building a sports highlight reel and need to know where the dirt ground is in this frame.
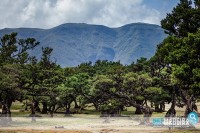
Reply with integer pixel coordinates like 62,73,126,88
1,116,199,133
0,129,91,133
1,128,200,133
1,103,200,133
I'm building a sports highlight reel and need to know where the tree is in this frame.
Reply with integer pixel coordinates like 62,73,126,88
91,75,122,116
76,62,95,77
63,73,91,111
21,47,64,119
56,84,74,115
94,60,124,75
0,33,39,65
152,0,200,117
155,31,200,116
0,33,39,121
38,47,64,115
149,54,172,113
128,57,150,73
0,64,20,120
121,72,153,115
161,0,200,37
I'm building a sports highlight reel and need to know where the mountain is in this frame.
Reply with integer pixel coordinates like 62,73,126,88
0,23,167,67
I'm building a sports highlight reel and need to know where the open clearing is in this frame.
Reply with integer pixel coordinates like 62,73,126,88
1,103,200,133
1,116,200,133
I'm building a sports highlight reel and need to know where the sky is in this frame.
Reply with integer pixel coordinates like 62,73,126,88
0,0,180,29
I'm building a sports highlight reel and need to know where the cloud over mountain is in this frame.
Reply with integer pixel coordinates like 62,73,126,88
0,0,178,29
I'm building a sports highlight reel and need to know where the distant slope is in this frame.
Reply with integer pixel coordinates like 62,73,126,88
0,23,166,67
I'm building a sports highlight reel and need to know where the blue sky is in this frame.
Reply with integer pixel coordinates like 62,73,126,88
144,0,178,11
0,0,179,29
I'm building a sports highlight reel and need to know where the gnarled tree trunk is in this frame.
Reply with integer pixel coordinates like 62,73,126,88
1,98,13,124
74,99,79,109
50,105,56,117
30,100,36,122
166,92,176,117
65,103,71,115
34,100,41,112
41,101,48,114
135,100,143,114
184,95,198,117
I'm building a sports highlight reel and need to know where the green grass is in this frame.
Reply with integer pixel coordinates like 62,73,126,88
121,107,136,116
11,102,24,110
9,101,190,118
79,109,100,115
11,111,30,117
9,101,163,117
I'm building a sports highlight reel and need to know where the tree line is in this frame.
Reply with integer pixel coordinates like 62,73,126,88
0,0,200,121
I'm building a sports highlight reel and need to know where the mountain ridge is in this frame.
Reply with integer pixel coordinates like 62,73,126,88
0,23,167,67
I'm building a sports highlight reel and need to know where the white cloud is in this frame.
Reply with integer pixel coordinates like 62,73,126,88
0,0,161,29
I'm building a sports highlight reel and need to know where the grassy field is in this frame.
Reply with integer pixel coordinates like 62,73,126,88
9,100,190,116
